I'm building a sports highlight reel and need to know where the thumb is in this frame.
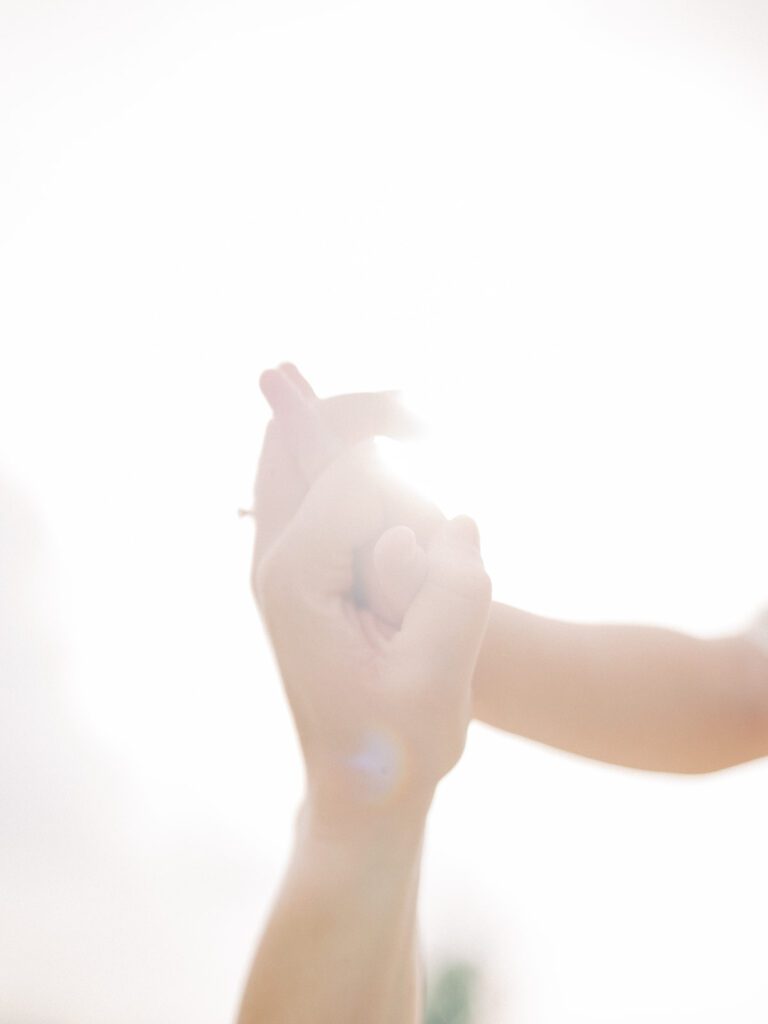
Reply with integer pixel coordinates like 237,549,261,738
392,515,492,686
367,525,429,625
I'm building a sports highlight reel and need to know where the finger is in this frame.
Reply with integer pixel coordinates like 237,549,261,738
259,367,309,419
250,370,316,597
323,391,425,444
278,362,317,400
368,525,428,626
351,478,446,625
267,366,421,443
261,378,425,490
260,366,342,482
392,515,492,685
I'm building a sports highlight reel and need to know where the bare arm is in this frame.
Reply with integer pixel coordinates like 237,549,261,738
472,603,768,773
237,801,426,1024
237,402,491,1023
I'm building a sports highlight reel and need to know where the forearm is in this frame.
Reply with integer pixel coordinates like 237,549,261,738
236,797,428,1024
472,601,768,773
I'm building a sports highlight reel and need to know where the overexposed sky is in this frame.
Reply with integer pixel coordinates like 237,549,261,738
2,2,768,1022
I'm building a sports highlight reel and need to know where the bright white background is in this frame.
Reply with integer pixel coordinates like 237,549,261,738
2,1,768,1021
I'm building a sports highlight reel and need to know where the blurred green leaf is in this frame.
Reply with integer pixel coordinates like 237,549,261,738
424,960,478,1024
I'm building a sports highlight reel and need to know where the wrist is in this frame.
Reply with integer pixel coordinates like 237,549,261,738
298,779,434,851
302,727,443,829
293,796,429,893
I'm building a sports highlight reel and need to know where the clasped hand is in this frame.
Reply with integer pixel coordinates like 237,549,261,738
250,364,492,819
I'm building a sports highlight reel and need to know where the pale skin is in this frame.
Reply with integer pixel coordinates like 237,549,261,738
237,362,768,1023
256,362,768,775
238,420,491,1023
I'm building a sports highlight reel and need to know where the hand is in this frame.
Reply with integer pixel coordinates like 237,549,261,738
254,363,445,628
251,435,492,817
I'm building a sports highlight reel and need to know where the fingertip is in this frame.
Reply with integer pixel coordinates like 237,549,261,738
374,524,419,563
278,362,317,400
447,514,481,550
259,365,308,419
259,367,282,410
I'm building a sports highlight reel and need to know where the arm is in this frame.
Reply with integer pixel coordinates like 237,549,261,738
257,364,768,774
238,417,491,1023
237,800,426,1024
473,603,768,773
